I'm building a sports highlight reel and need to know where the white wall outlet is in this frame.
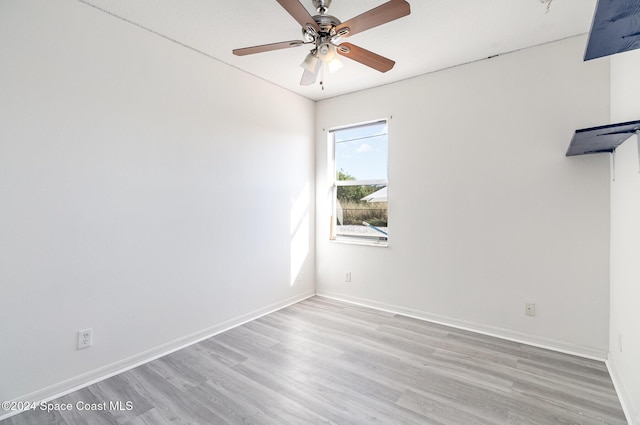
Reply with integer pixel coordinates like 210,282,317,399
345,272,352,283
77,328,92,350
525,303,536,316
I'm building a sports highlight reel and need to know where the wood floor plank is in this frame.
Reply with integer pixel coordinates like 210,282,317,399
57,388,120,425
86,374,154,422
1,296,628,425
2,409,66,425
121,407,172,425
397,388,508,425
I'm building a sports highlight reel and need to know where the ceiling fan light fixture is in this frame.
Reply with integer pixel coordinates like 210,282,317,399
328,55,343,73
300,52,319,71
318,43,337,63
300,67,320,86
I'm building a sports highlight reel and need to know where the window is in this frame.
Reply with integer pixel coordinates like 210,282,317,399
330,120,388,245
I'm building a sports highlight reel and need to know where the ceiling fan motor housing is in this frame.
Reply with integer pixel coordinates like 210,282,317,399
314,14,341,35
311,0,340,35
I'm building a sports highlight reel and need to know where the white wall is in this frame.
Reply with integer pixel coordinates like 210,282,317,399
609,49,640,425
316,36,611,358
0,0,315,412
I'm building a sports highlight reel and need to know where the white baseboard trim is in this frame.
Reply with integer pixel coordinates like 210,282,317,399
0,290,315,422
316,291,608,361
606,359,639,425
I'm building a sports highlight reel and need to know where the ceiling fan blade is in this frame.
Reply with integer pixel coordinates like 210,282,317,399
275,0,320,32
337,42,395,73
336,0,410,38
233,40,305,56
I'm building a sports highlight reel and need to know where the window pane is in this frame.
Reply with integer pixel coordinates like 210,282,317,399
335,184,388,241
332,120,389,244
334,122,388,181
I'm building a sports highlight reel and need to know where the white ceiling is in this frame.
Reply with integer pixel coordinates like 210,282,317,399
79,0,598,101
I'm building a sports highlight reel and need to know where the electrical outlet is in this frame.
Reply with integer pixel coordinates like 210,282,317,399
525,303,536,316
345,272,351,283
77,328,92,350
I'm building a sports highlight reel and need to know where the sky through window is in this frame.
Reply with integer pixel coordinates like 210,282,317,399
334,121,388,181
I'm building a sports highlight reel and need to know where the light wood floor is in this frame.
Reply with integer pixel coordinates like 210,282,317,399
2,296,627,424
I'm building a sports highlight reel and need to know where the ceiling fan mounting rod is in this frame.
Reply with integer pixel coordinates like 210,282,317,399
312,0,332,14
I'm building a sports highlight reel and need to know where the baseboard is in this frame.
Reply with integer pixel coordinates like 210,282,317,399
0,290,315,422
316,291,608,361
607,359,639,425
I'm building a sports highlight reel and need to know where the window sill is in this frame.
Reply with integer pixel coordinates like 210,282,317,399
329,238,389,248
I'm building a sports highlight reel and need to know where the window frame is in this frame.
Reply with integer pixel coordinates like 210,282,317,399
329,119,389,246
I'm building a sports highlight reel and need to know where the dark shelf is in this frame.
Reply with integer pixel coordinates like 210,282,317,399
566,120,640,156
584,0,640,61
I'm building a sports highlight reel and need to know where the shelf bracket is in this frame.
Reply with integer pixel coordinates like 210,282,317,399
611,150,616,182
637,131,640,173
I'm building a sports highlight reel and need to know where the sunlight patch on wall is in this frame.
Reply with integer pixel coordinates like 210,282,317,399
290,182,310,286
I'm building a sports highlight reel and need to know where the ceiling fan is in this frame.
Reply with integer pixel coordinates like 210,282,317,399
232,0,411,86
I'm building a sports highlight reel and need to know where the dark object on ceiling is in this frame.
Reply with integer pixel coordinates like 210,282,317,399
566,120,640,156
584,0,640,61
